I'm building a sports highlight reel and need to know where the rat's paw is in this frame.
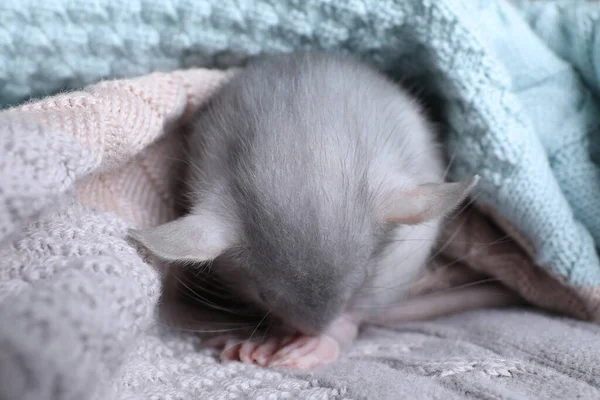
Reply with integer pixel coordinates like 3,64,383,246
243,336,292,366
205,335,290,366
204,334,340,369
268,335,340,370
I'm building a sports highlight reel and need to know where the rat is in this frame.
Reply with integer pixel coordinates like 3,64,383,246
129,51,488,370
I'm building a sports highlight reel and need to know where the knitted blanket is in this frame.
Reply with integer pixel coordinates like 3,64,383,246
1,0,600,399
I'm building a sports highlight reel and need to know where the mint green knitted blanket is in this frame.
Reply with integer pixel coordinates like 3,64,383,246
1,1,599,296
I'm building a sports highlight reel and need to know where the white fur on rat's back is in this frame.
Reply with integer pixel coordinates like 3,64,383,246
345,83,446,320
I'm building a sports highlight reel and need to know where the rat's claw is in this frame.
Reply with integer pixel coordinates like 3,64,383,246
251,336,298,366
238,341,260,363
203,335,244,361
220,339,244,361
250,337,282,366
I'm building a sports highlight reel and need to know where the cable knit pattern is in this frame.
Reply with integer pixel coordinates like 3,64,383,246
2,1,600,399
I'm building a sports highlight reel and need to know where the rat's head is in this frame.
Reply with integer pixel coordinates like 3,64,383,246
129,176,478,335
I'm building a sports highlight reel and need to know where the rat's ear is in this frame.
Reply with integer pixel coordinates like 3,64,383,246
384,175,480,225
128,213,234,263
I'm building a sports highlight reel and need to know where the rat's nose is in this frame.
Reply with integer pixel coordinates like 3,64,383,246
279,304,341,336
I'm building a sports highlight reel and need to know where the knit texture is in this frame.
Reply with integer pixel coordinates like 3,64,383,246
0,64,546,400
1,0,600,399
2,0,600,287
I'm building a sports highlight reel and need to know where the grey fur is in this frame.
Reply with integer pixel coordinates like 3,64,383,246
131,51,477,335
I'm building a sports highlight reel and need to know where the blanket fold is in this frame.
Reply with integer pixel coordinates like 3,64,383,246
1,0,600,399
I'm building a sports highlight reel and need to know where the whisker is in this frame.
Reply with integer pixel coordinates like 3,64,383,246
218,309,273,355
448,190,482,221
247,308,272,343
445,277,502,290
442,151,456,182
353,277,503,309
424,200,476,266
174,274,262,317
178,282,237,303
179,272,239,301
429,233,511,273
358,277,418,295
386,237,513,245
159,323,257,334
261,320,274,343
359,233,510,296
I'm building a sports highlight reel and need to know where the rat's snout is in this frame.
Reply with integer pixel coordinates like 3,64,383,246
271,295,346,336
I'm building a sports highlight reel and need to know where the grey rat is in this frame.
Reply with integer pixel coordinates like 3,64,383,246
129,51,494,369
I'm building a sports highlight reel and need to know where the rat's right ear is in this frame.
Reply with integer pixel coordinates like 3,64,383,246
128,213,234,263
383,175,480,225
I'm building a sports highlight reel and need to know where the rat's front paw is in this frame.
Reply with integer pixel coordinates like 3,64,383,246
268,334,340,369
205,334,285,366
205,334,340,370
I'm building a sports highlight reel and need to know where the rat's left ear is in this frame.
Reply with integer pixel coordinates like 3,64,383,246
384,175,480,225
